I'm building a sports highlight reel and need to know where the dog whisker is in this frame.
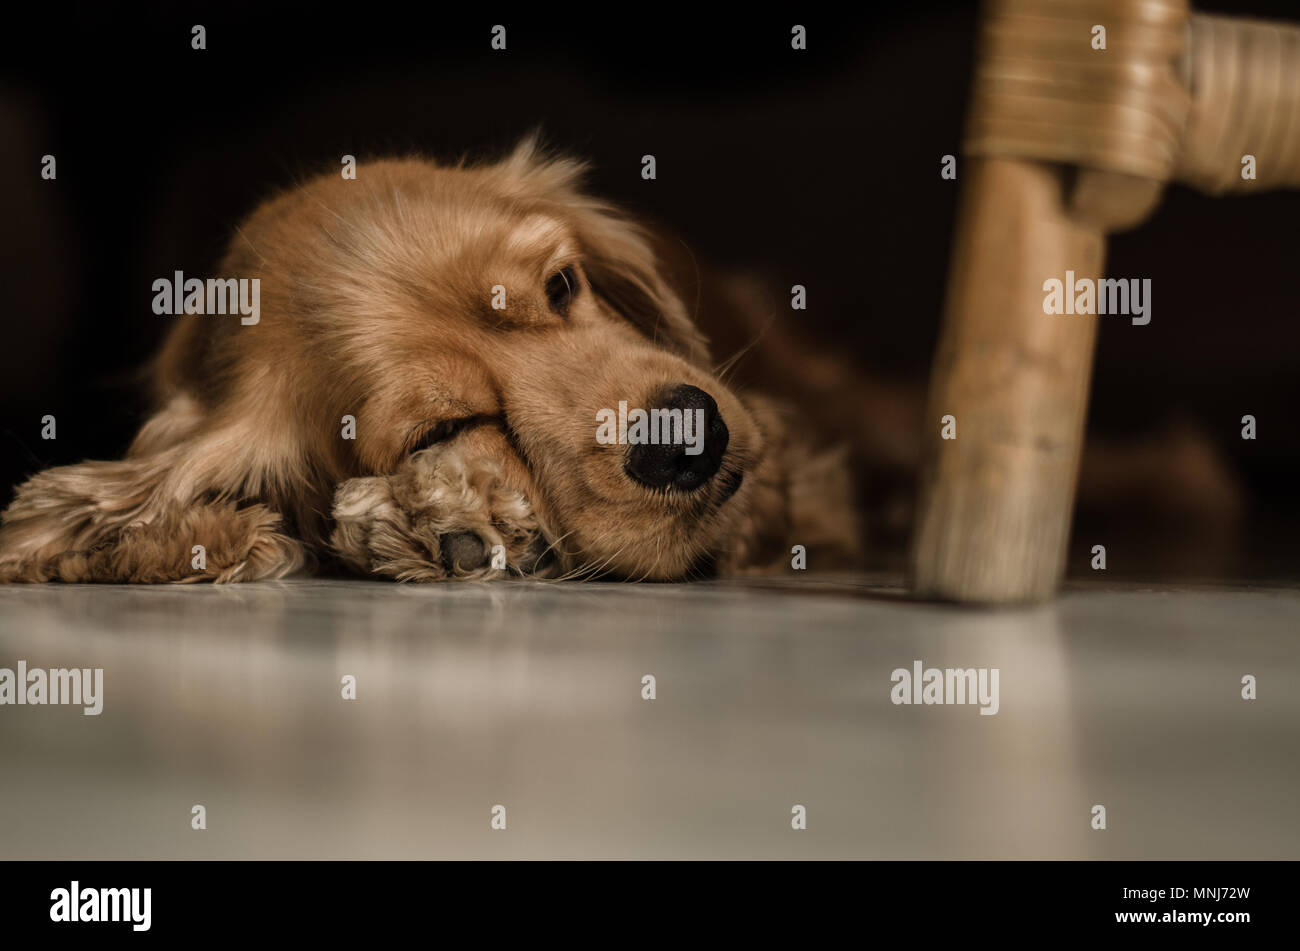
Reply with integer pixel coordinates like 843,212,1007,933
713,309,777,384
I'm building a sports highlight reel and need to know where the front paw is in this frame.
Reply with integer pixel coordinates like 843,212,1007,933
329,443,547,581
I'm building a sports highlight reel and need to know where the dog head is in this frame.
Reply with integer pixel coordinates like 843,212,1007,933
142,139,784,580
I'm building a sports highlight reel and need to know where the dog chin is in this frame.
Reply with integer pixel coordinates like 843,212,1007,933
550,486,751,582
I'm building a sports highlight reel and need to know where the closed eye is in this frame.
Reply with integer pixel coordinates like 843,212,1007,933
407,415,495,454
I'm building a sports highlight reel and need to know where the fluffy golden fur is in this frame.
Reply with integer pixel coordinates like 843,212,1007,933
0,140,859,583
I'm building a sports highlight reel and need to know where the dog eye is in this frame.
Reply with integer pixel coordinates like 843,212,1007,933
545,266,578,316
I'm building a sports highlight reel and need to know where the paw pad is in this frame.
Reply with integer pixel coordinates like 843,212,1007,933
440,531,488,573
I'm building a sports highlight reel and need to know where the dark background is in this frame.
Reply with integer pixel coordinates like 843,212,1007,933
0,1,1295,580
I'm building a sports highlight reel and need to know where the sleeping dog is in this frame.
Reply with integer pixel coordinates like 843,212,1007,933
0,140,859,583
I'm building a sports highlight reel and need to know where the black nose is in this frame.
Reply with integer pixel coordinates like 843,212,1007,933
623,384,729,491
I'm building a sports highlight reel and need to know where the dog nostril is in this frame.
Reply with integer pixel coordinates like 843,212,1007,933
623,383,729,491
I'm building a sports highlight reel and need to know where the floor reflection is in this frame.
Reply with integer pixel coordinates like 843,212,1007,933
0,578,1296,858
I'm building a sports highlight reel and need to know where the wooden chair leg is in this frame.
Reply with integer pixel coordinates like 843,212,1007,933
911,4,1300,603
910,157,1104,604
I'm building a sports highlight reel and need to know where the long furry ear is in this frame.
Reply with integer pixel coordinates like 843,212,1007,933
0,409,306,583
496,137,712,366
577,209,712,367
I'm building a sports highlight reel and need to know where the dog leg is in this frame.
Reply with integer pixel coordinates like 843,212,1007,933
330,439,549,582
0,460,306,583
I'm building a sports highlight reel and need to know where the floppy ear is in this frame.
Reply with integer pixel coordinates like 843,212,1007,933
497,137,712,366
575,208,713,367
0,401,306,583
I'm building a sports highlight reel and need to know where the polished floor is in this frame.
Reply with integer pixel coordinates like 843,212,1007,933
1,575,1297,859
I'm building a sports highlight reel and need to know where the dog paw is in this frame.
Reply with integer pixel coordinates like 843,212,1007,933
329,442,549,581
